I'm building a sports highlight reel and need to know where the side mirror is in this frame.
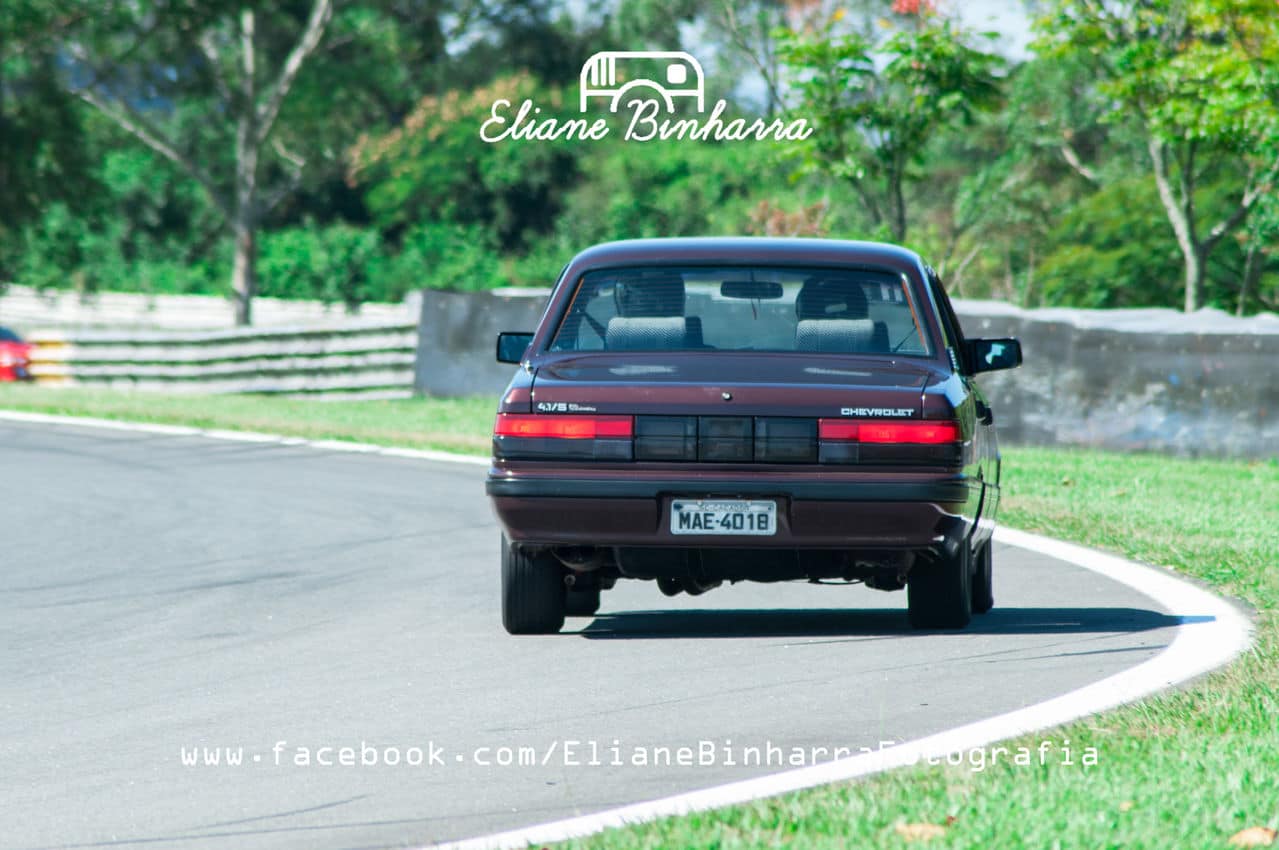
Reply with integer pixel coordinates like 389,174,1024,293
968,338,1022,373
496,331,535,364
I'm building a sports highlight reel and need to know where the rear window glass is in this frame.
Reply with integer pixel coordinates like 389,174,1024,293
0,327,21,342
549,266,932,357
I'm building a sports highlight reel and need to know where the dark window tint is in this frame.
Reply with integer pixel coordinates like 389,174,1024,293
549,266,932,357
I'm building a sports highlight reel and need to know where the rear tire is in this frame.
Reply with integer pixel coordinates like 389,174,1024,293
565,586,601,617
501,536,565,635
971,540,994,614
907,543,973,629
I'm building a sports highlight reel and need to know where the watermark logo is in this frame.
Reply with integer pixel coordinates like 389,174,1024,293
579,51,706,113
481,49,812,144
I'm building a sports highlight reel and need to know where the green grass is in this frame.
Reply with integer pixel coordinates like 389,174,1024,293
3,385,1277,848
549,448,1279,850
0,384,496,455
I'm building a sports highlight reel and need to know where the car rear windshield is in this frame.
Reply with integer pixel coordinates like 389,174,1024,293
548,265,932,357
0,327,21,342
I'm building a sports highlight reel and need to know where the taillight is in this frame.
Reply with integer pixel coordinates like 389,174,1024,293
494,414,632,439
493,414,634,460
818,420,960,444
818,419,963,465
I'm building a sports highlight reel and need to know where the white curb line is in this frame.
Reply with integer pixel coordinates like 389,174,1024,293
419,528,1251,850
0,408,1255,849
0,409,490,466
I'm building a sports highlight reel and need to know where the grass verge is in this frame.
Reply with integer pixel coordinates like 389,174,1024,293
2,385,1276,848
0,384,495,455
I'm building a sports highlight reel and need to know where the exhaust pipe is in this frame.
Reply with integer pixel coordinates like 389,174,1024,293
656,577,721,597
682,578,721,596
657,577,683,597
552,547,603,571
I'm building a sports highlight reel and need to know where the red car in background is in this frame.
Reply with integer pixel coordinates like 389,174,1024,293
0,327,33,382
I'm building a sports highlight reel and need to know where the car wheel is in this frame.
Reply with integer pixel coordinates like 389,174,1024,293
971,540,994,614
564,586,601,617
501,536,566,635
907,544,972,629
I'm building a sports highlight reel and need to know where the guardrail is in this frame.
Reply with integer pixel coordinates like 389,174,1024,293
27,323,418,397
0,284,418,330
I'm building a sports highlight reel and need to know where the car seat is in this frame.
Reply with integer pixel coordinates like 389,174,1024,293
606,274,688,351
794,276,889,354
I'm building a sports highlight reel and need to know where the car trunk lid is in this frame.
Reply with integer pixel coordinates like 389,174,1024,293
528,351,932,418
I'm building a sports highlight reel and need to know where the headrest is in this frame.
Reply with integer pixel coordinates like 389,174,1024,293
795,318,876,354
614,274,686,317
795,277,869,320
605,316,688,351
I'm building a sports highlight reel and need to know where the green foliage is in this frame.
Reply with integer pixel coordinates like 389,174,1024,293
0,3,97,262
3,0,1278,316
353,74,581,252
258,224,381,308
370,222,503,295
1036,0,1279,310
1041,0,1279,152
553,141,778,246
1036,178,1183,308
777,14,1003,241
258,220,503,306
504,238,571,288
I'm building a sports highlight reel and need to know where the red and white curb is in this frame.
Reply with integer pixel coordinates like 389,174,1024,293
0,408,1255,850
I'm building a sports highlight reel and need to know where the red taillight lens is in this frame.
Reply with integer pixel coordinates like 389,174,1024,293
818,419,961,444
817,420,860,441
494,414,634,440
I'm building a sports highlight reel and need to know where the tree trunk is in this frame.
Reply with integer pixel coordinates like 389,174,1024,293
231,8,258,327
231,223,256,326
1148,138,1203,313
1237,246,1263,316
890,167,907,243
1182,246,1203,313
1024,242,1036,308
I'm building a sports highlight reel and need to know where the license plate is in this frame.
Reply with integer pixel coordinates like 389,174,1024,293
670,499,777,536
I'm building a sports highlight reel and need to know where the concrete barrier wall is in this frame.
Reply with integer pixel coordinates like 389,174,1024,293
952,303,1279,458
0,284,418,331
30,322,418,397
415,288,551,398
415,289,1279,458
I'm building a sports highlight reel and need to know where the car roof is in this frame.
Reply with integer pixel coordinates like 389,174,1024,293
565,237,925,273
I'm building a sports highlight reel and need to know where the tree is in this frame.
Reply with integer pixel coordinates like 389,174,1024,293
776,9,1002,242
0,1,96,278
350,73,583,253
62,0,337,324
1038,0,1279,312
933,52,1130,304
61,0,342,323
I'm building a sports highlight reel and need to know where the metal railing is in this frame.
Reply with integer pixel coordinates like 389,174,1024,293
26,323,418,397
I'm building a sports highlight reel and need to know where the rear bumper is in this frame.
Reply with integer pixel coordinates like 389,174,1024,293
487,471,976,550
487,477,968,502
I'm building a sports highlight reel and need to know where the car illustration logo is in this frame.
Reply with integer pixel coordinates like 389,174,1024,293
579,51,706,113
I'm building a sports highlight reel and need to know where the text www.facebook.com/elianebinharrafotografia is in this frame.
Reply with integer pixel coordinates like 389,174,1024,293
179,737,1099,774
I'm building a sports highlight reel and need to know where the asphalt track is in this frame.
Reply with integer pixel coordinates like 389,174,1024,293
2,420,1188,850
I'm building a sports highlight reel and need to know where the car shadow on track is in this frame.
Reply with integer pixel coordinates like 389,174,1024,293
575,607,1200,639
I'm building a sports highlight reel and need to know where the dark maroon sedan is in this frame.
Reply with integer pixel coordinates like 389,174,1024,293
487,238,1021,634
